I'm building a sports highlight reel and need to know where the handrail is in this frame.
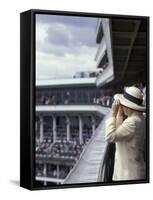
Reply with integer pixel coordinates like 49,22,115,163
63,130,96,183
63,111,110,184
36,105,111,117
36,176,64,184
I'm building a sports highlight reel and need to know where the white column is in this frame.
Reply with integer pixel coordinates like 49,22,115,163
79,115,83,144
52,115,56,143
35,121,37,132
43,163,47,186
91,116,96,136
57,164,60,179
66,116,70,141
39,116,44,142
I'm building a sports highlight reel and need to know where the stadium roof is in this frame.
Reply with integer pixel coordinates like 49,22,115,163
111,18,147,86
96,18,147,88
36,77,96,88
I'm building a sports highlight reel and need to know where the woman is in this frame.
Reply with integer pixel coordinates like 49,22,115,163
105,86,146,181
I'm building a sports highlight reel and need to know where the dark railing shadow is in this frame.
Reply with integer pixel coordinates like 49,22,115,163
98,143,116,182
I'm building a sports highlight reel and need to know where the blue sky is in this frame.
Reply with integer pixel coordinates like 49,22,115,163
36,14,98,80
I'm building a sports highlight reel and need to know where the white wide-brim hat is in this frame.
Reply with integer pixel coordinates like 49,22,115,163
114,86,146,112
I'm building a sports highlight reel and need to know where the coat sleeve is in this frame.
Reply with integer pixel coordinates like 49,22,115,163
116,116,123,128
105,116,136,143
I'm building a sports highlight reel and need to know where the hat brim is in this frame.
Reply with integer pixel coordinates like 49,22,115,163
114,94,146,112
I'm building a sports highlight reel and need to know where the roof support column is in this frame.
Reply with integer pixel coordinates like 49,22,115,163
121,21,141,79
91,115,96,136
66,115,70,141
43,163,47,186
52,115,57,143
57,164,60,179
79,115,83,144
39,116,44,142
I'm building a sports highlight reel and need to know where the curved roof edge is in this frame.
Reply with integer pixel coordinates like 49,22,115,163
36,78,96,87
36,105,110,116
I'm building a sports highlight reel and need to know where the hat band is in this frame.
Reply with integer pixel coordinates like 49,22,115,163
123,92,143,106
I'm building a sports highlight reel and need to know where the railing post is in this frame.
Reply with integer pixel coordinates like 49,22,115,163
91,115,96,136
52,115,57,143
79,115,83,144
39,116,44,142
66,115,70,141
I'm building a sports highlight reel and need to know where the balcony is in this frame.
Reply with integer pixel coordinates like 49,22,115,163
96,64,114,87
95,37,106,67
95,18,114,87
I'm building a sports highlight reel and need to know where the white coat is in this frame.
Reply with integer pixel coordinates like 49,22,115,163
105,112,146,181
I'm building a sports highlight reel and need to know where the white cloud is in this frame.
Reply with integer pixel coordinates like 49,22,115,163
36,23,48,42
36,15,98,80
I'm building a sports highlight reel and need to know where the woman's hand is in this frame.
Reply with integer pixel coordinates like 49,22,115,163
117,105,123,117
111,99,120,117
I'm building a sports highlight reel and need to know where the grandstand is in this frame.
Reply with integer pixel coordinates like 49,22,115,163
35,78,111,186
35,17,147,186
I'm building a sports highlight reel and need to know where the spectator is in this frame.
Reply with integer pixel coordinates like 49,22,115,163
41,95,46,104
51,95,56,104
134,83,143,92
105,86,146,181
100,95,107,106
96,98,100,104
64,91,70,104
143,86,146,106
93,97,97,104
44,96,50,105
53,169,57,177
